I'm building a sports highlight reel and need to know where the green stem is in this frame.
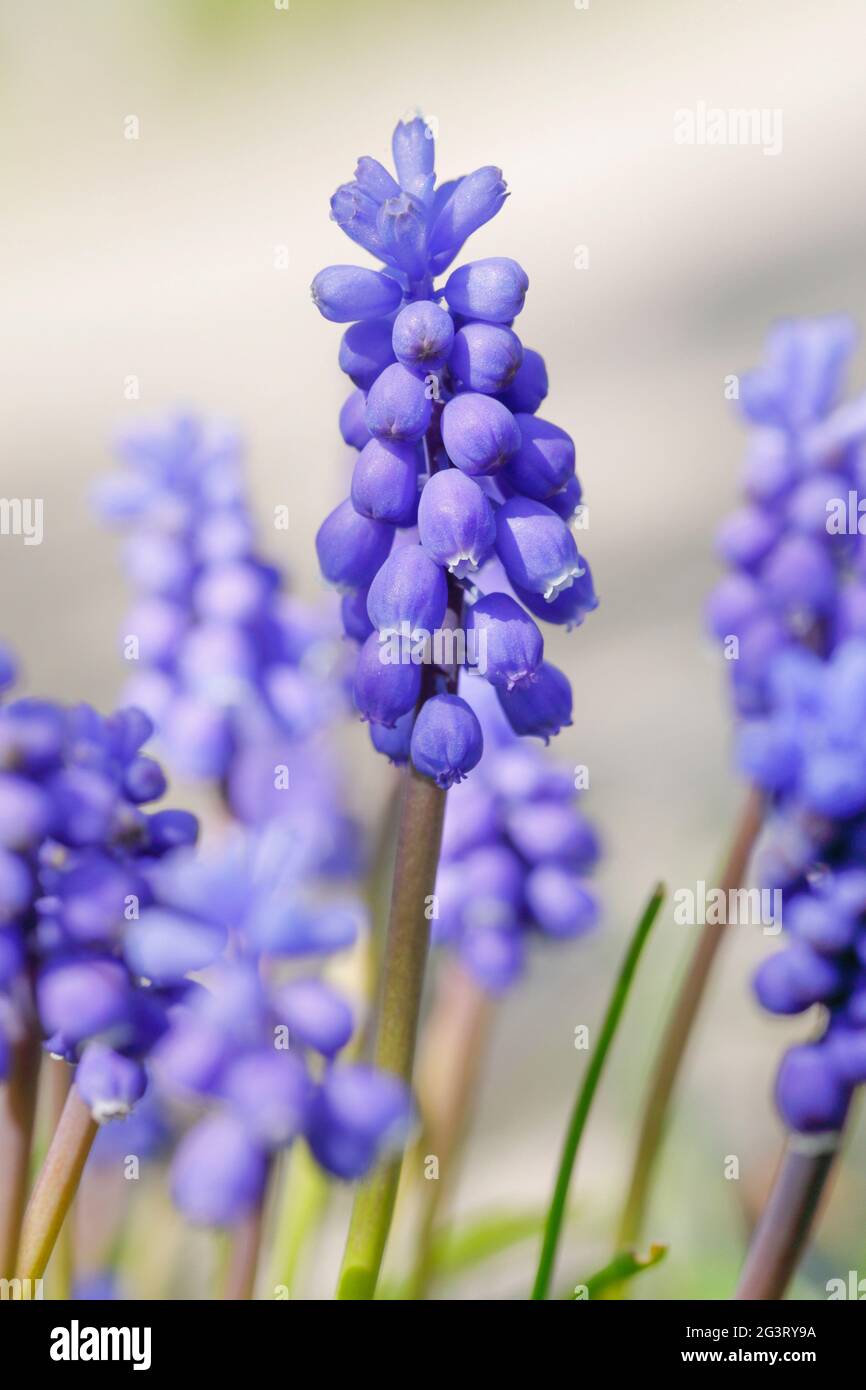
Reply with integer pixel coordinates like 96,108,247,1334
616,787,763,1249
16,1084,97,1283
531,881,665,1301
336,762,447,1300
734,1135,839,1300
268,1142,329,1298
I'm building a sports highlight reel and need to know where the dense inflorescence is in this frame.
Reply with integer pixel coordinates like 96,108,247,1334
94,419,411,1218
0,649,204,1119
93,417,353,829
711,317,866,1132
430,678,599,990
147,826,411,1222
706,316,866,715
313,117,597,788
740,640,866,1132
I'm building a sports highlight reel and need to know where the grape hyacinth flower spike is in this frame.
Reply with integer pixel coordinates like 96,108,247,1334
618,317,866,1256
0,662,216,1283
311,115,596,1298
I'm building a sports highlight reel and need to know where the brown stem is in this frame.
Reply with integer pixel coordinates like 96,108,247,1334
0,1022,41,1278
735,1137,839,1300
407,960,494,1299
223,1189,269,1301
617,785,764,1247
16,1084,97,1283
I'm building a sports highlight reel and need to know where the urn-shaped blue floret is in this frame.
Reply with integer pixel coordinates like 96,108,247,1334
443,258,529,323
316,498,394,591
392,300,455,375
468,592,543,691
410,693,483,788
171,1110,268,1225
339,319,396,390
77,1043,148,1121
441,394,520,476
353,632,421,728
449,323,523,396
503,415,576,500
365,362,433,443
495,496,583,602
497,660,573,742
417,468,496,578
351,438,420,525
366,544,448,636
311,265,402,323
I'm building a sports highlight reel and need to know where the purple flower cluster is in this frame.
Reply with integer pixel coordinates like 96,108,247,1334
707,316,866,714
313,117,596,787
93,417,347,808
710,317,866,1133
147,828,410,1223
94,418,412,1218
0,649,202,1120
428,678,599,990
740,640,866,1132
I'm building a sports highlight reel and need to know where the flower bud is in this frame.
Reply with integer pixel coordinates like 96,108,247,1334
503,415,575,500
351,438,420,525
338,319,396,390
316,498,394,590
311,265,402,323
171,1111,267,1225
468,592,543,690
366,545,448,635
498,348,548,414
392,300,454,374
77,1043,147,1121
353,632,422,727
495,496,583,602
392,117,435,200
428,166,508,261
442,394,520,476
339,389,372,450
444,257,529,323
417,468,496,577
410,693,483,788
450,323,523,395
496,660,572,742
274,977,354,1058
365,362,433,442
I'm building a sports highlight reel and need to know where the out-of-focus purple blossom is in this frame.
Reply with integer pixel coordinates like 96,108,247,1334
431,677,599,992
709,318,866,1132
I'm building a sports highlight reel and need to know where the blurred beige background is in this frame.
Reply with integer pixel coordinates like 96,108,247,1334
3,0,866,1297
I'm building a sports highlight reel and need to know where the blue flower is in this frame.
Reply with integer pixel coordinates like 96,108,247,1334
312,117,597,776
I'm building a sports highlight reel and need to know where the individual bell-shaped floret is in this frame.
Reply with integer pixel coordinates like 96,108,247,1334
311,265,402,323
496,660,572,742
365,363,433,443
410,693,483,788
351,438,421,525
495,496,583,602
443,257,529,323
468,592,543,691
316,498,394,590
366,545,448,636
392,300,455,375
417,467,496,578
441,394,520,476
353,632,421,728
502,415,576,500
